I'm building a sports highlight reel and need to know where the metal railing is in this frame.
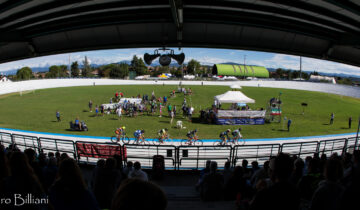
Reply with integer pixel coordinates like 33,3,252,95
0,132,358,170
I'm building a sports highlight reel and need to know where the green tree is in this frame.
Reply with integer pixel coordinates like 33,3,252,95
82,56,92,77
131,55,147,75
46,65,57,78
109,63,129,78
71,61,80,77
187,59,201,75
16,67,33,80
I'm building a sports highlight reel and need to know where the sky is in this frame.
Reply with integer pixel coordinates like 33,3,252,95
1,47,360,77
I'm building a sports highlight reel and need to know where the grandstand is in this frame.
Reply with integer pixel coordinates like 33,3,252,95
212,64,269,78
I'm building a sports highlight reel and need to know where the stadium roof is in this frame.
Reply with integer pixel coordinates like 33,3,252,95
0,0,360,68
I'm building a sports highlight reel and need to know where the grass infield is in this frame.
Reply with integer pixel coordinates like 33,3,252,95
0,85,359,139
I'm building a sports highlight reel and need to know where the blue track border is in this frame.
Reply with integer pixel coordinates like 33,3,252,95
0,127,356,142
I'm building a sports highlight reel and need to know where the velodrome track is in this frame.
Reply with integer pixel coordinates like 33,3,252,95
0,79,359,168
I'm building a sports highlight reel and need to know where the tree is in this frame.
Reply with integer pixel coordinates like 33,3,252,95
131,55,147,76
16,67,33,80
71,61,80,77
187,59,201,75
108,63,129,78
82,56,92,77
46,65,60,78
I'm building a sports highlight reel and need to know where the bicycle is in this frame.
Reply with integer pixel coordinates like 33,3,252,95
230,136,245,145
110,133,130,144
213,136,228,146
181,134,203,146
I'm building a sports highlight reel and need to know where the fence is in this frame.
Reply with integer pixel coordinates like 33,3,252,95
0,132,358,170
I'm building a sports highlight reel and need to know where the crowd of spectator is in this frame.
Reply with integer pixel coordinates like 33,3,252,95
1,141,359,210
0,144,166,210
196,150,360,210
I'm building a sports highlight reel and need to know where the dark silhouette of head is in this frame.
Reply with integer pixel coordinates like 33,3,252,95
134,161,141,170
272,153,293,182
111,179,167,210
57,158,86,192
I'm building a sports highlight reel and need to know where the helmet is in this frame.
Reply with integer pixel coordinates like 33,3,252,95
194,129,198,132
141,130,145,133
238,128,241,131
165,128,168,131
122,126,126,129
227,129,231,132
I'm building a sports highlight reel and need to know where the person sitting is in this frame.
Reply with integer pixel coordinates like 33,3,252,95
49,158,100,210
219,129,231,145
111,179,167,210
199,161,224,201
74,117,81,130
129,161,148,181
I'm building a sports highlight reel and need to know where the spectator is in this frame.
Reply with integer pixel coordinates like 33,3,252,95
0,145,9,181
56,110,61,122
251,161,260,176
200,161,224,201
91,159,105,189
42,157,58,192
89,100,93,112
224,166,252,201
24,148,44,185
222,161,232,185
297,158,322,208
111,179,167,210
251,153,299,210
287,118,292,131
310,158,344,210
129,161,148,181
94,158,122,209
290,158,304,185
330,113,334,125
0,152,46,209
49,158,99,210
242,159,251,179
122,161,134,179
251,160,270,188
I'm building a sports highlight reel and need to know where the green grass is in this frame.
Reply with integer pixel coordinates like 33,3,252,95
0,85,359,139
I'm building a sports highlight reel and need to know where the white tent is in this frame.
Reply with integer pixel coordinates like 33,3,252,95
214,91,255,104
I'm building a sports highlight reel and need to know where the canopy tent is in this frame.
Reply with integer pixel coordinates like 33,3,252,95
215,91,255,104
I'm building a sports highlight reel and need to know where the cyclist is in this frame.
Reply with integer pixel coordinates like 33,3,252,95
219,129,231,145
134,129,145,144
232,128,244,144
157,128,168,143
186,129,198,145
115,126,126,141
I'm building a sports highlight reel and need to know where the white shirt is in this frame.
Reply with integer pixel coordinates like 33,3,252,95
129,169,148,181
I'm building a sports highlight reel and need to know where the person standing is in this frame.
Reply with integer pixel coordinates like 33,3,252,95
349,117,352,129
167,104,172,117
173,105,177,117
330,113,334,125
116,106,122,120
287,119,292,132
159,103,163,118
170,110,175,125
89,100,93,112
56,111,61,122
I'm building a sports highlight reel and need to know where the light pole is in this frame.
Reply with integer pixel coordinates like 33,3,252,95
244,55,247,79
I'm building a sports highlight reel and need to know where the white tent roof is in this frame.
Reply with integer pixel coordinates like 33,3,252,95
214,91,255,104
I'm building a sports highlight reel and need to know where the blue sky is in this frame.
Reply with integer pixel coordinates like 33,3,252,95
1,48,360,77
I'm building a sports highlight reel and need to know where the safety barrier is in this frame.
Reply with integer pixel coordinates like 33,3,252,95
0,132,358,170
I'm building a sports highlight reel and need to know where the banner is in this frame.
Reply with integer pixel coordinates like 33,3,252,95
217,110,266,118
76,142,126,159
216,117,265,125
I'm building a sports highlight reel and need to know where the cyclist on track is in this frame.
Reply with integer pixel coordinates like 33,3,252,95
186,129,198,145
232,128,244,144
115,126,126,141
134,129,145,144
158,128,169,143
219,129,231,145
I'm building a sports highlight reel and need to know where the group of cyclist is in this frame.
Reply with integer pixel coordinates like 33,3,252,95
113,126,244,145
